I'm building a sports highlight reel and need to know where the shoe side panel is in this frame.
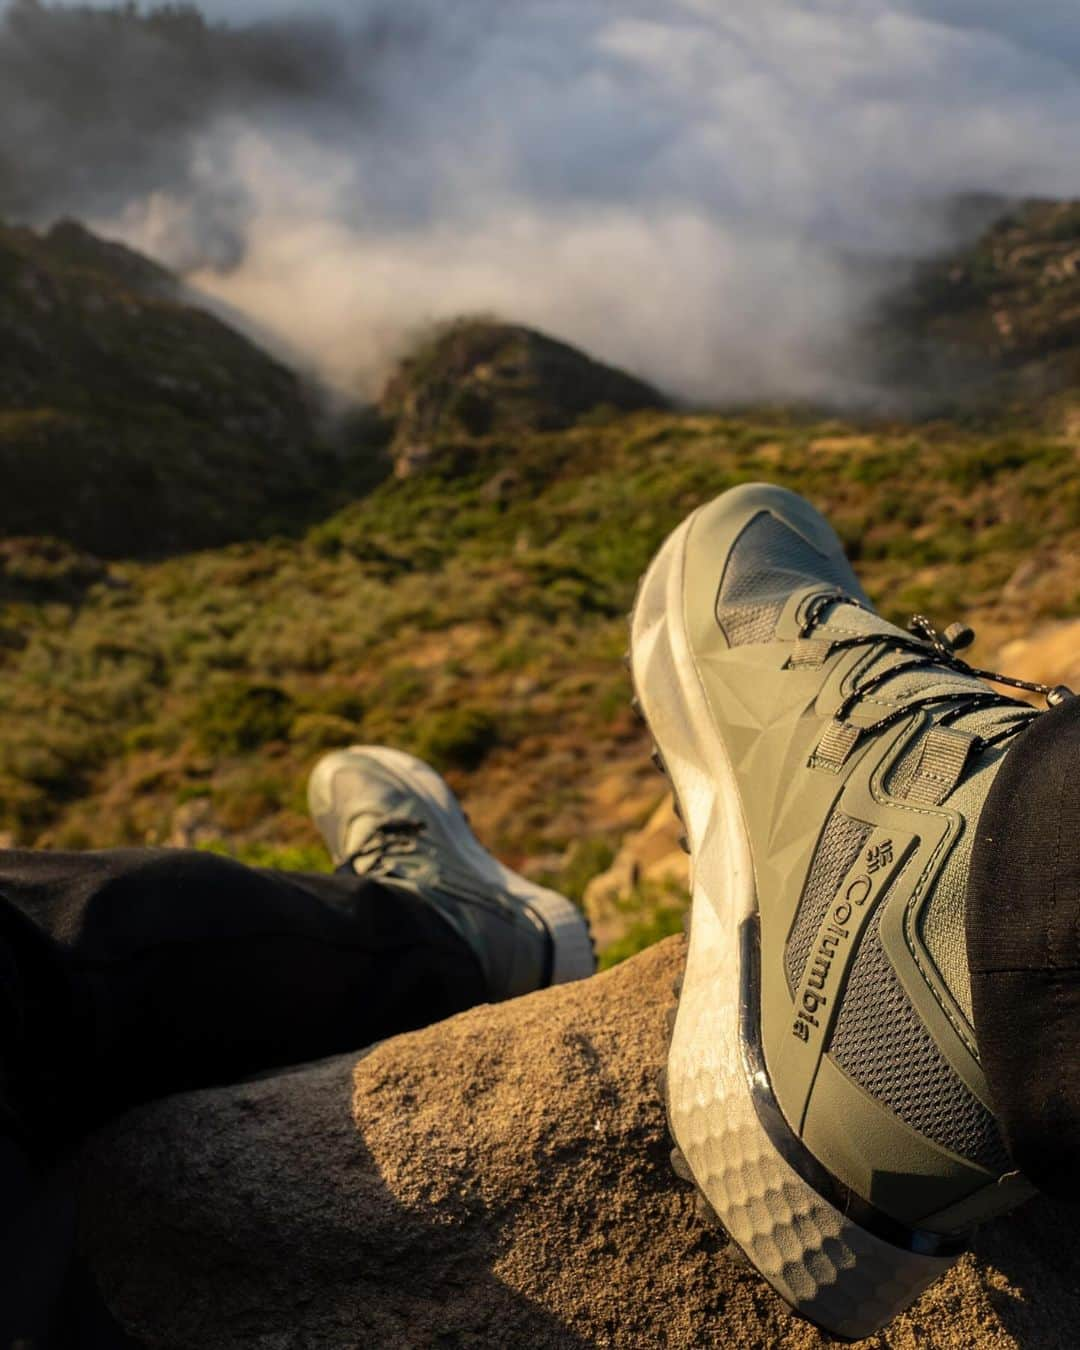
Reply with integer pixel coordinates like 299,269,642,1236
795,742,1025,1229
842,743,991,1105
802,1054,1003,1229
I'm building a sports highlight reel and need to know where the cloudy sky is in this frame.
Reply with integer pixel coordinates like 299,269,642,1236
4,0,1079,402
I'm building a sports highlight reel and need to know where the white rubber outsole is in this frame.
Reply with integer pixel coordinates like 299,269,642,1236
630,513,957,1341
317,746,595,986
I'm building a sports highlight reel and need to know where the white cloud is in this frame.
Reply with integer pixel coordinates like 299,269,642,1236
25,0,1080,401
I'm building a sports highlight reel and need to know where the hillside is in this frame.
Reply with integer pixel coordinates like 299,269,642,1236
381,318,666,476
0,218,372,555
879,197,1080,414
0,203,1079,961
0,404,1076,953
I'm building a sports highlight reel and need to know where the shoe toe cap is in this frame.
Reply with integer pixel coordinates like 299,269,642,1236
683,483,870,649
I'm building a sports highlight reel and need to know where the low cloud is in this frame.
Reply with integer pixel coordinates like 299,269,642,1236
5,0,1080,402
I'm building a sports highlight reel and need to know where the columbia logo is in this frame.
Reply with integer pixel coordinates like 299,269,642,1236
790,832,906,1047
866,840,893,874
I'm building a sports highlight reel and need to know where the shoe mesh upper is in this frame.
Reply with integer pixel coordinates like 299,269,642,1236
783,794,1011,1173
785,812,871,993
828,902,1010,1174
717,512,856,647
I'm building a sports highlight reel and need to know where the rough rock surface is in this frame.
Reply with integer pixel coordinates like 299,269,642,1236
83,938,1080,1349
583,796,690,948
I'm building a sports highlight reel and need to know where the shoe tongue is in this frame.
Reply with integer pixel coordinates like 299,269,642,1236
820,601,906,641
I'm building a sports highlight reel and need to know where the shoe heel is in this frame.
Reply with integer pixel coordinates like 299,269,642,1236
525,888,596,984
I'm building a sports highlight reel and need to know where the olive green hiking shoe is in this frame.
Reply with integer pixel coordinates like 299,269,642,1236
308,746,594,1001
630,483,1070,1338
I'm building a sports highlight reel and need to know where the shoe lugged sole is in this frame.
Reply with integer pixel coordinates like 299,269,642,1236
630,512,960,1340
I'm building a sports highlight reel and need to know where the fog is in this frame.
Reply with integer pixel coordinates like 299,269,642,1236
4,0,1080,402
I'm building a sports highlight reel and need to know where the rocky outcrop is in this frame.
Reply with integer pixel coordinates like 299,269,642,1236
583,796,689,949
995,617,1080,694
874,197,1080,412
380,319,666,477
82,939,1080,1348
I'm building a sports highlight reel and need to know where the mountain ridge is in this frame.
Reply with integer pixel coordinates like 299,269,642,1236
0,216,359,555
875,197,1080,415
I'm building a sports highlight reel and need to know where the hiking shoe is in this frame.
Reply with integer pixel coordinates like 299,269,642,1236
308,746,594,1001
630,483,1061,1338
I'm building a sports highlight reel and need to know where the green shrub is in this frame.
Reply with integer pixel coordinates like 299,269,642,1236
412,707,499,771
598,897,688,970
212,773,287,831
290,712,361,752
199,840,332,873
372,665,428,709
558,837,616,904
192,681,295,755
310,688,366,723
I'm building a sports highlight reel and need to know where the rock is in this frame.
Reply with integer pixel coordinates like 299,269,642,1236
380,319,666,477
1001,556,1043,604
584,797,690,950
479,467,521,503
165,798,218,850
995,618,1080,693
80,938,1080,1348
518,851,569,882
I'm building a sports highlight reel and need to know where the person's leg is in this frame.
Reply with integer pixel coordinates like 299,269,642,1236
0,744,593,1145
1,852,485,1346
0,748,594,1344
967,693,1080,1197
0,847,487,1140
0,900,92,1345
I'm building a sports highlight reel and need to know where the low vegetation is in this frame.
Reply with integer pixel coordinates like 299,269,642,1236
2,205,1080,962
1,409,1076,939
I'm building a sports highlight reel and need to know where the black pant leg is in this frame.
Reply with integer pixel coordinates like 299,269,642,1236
0,847,486,1136
967,696,1080,1196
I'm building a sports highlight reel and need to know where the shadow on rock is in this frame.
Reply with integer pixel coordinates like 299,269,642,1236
79,1050,591,1349
967,1196,1080,1350
77,939,1080,1348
